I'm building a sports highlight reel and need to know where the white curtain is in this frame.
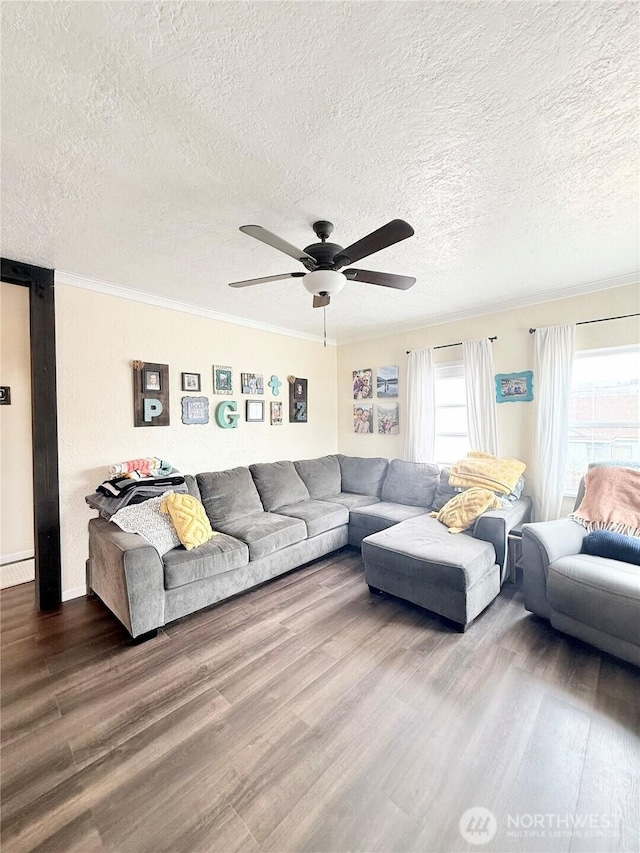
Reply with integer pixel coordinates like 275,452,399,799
404,348,436,462
463,339,500,456
533,324,575,521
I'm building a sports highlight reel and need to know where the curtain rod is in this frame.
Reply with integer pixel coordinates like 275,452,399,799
529,313,639,333
406,336,497,354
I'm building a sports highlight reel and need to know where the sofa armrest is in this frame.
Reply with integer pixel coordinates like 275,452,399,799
521,519,587,619
472,496,532,575
88,517,165,638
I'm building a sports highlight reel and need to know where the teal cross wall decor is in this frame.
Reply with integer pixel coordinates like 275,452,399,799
268,375,282,396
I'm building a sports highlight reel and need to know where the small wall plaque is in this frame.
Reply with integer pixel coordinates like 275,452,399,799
0,387,11,405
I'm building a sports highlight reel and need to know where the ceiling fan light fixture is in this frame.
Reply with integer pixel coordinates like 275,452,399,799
302,269,346,297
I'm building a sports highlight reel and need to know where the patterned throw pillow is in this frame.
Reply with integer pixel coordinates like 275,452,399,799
160,493,215,551
110,493,181,555
430,488,501,534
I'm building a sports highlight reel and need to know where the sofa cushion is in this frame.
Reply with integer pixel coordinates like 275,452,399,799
162,535,249,589
381,459,440,508
350,502,429,535
293,456,342,498
338,455,389,496
362,515,496,591
197,467,263,526
276,499,349,538
432,468,459,511
323,493,381,511
548,554,640,645
249,461,310,512
216,512,307,560
581,530,640,566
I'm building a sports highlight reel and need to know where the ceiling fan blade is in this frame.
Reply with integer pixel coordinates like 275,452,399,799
240,225,317,267
229,272,305,288
344,269,416,290
333,220,414,268
313,294,330,308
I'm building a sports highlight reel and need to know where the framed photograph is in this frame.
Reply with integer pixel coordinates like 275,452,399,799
376,366,399,398
181,372,201,392
246,399,265,422
353,404,373,434
213,365,233,395
270,401,283,425
143,368,162,392
181,396,209,425
353,368,373,399
134,362,170,427
288,376,308,422
495,371,534,403
242,373,264,395
377,403,399,434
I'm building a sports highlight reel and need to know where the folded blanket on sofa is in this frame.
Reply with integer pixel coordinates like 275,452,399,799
449,452,526,496
570,466,640,537
87,476,188,520
107,457,172,478
97,473,185,497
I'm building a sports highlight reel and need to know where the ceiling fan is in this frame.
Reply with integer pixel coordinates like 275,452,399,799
229,219,416,307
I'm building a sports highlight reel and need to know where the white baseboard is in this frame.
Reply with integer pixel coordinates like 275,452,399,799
62,586,87,602
1,560,35,589
1,549,35,566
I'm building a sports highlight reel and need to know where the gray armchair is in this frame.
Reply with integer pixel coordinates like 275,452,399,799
522,472,640,666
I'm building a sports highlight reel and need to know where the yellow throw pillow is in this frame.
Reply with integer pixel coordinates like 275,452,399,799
429,488,501,534
160,493,215,550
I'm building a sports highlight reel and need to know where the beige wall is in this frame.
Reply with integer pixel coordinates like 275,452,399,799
56,284,338,596
0,282,34,562
337,283,640,492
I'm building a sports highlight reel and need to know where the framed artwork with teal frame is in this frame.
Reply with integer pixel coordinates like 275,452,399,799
495,371,533,403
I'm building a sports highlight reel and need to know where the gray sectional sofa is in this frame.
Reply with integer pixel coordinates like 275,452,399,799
87,454,531,639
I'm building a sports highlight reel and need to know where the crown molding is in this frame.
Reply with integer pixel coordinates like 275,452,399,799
338,271,640,345
54,270,337,347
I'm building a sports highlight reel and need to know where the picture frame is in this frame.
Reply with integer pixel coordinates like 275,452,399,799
288,377,308,422
377,403,399,434
241,373,264,395
246,399,265,422
353,368,373,399
181,396,209,425
133,361,170,427
143,368,162,393
213,365,233,395
495,371,534,403
376,366,399,398
353,403,373,434
181,372,201,392
270,401,283,425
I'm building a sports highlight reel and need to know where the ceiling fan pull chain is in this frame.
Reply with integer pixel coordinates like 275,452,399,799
323,305,327,348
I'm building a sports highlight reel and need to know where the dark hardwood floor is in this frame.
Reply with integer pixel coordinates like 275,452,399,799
1,548,639,853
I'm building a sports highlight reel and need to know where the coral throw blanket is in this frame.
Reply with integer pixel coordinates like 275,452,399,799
570,466,640,538
448,451,526,496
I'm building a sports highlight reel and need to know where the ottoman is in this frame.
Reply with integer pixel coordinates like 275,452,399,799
362,515,500,631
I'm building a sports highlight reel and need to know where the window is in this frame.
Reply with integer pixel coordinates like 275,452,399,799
565,345,640,494
434,361,470,465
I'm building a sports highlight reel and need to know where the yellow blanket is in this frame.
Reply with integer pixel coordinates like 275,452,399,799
449,451,526,496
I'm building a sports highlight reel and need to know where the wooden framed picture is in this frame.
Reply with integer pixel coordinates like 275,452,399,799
213,365,233,395
289,377,308,422
495,371,534,403
181,372,201,392
181,396,209,425
246,399,265,422
133,361,170,427
270,401,283,425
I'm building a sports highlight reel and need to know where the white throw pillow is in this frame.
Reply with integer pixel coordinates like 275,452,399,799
110,493,180,555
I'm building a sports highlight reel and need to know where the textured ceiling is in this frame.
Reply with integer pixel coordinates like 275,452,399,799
2,1,638,342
